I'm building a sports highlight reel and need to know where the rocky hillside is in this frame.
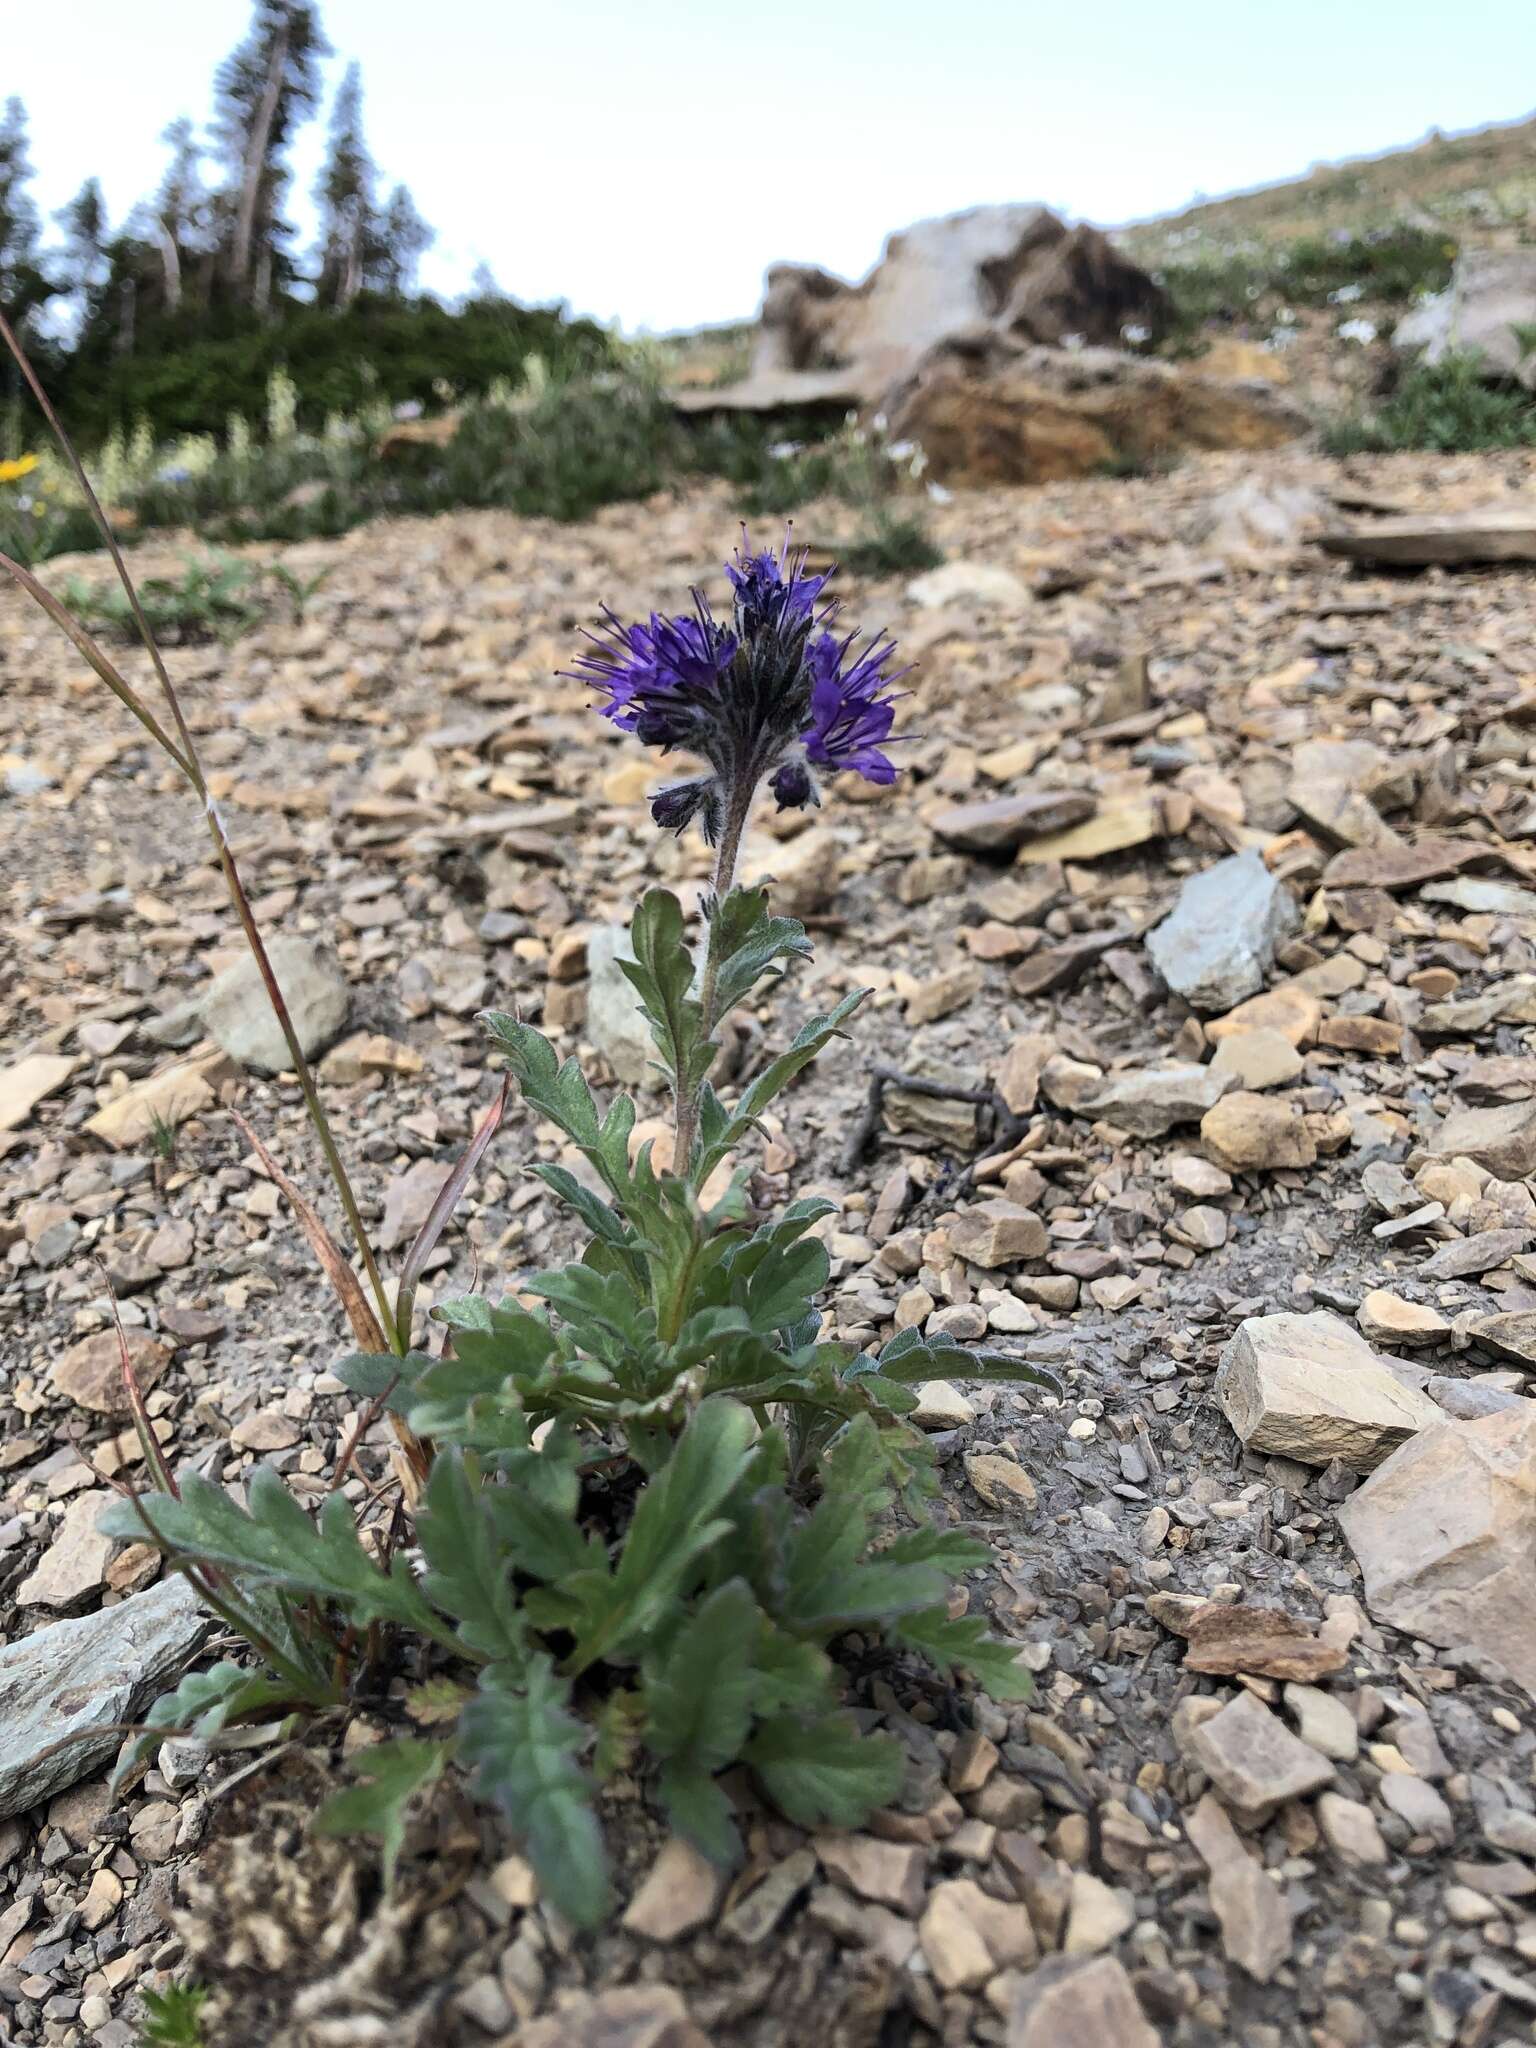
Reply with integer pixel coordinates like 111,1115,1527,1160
1122,112,1536,264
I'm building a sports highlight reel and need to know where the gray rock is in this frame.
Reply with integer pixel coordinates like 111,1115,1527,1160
586,925,656,1087
1428,1377,1532,1421
929,789,1094,852
1145,851,1298,1012
1215,1310,1441,1472
0,1579,212,1818
1078,1062,1232,1137
201,935,350,1075
1393,248,1536,391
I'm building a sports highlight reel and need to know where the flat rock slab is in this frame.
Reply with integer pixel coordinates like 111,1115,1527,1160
1185,1689,1334,1822
1146,849,1297,1012
1467,1310,1536,1371
1339,1407,1536,1699
0,1577,212,1818
1425,1099,1536,1181
0,1053,78,1133
1078,1063,1232,1137
929,789,1095,853
1008,1954,1160,2048
1318,508,1536,568
1421,1229,1529,1281
1323,836,1488,891
1216,1310,1441,1471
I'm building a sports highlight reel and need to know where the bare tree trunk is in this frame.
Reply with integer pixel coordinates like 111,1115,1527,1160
230,14,288,303
154,223,182,314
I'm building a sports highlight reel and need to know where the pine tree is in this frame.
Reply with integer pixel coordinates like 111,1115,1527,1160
314,62,375,310
0,96,51,331
56,178,110,301
368,183,434,297
211,0,328,310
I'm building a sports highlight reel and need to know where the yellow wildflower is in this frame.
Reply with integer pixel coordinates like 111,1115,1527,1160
0,453,40,485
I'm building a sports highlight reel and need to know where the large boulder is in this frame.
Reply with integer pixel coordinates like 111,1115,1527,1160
749,204,1167,396
1394,248,1536,390
884,336,1308,487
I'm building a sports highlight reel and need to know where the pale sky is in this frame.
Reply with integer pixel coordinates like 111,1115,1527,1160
14,0,1536,332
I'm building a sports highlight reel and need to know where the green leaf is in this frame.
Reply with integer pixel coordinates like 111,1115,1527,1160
708,886,813,1020
872,1328,1064,1397
331,1350,433,1406
112,1661,309,1792
567,1398,758,1673
314,1737,449,1892
644,1579,758,1863
695,990,867,1183
458,1658,610,1927
893,1607,1035,1701
620,888,712,1095
101,1468,453,1647
415,1450,526,1669
746,1713,905,1828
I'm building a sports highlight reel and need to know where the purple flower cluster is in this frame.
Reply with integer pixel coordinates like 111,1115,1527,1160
567,533,905,837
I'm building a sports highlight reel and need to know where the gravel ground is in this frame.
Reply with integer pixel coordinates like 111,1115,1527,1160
4,448,1536,2047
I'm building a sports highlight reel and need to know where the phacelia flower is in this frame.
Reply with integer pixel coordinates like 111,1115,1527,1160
567,530,906,837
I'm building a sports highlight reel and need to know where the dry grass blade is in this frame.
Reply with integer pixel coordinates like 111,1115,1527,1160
229,1107,389,1354
394,1078,509,1345
97,1260,181,1500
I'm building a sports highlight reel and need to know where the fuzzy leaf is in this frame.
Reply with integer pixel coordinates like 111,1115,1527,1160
708,887,813,1020
893,1607,1035,1700
112,1661,307,1792
695,990,867,1182
644,1578,758,1862
101,1468,451,1645
873,1329,1064,1397
415,1450,526,1668
746,1713,905,1827
620,888,712,1095
459,1658,609,1927
314,1737,449,1891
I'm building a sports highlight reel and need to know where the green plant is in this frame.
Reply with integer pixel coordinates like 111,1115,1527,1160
1157,224,1457,349
137,1984,208,2047
60,555,265,644
6,312,1052,1932
839,507,944,577
1323,350,1536,454
147,1108,179,1163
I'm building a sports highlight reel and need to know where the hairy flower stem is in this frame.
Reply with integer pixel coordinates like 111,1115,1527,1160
0,310,396,1350
674,772,756,1175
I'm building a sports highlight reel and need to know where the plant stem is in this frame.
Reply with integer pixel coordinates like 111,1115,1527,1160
673,773,755,1173
0,310,395,1348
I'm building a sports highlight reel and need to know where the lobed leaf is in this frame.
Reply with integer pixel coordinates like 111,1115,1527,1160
893,1607,1036,1701
745,1712,905,1828
314,1737,450,1892
415,1450,527,1669
458,1657,609,1927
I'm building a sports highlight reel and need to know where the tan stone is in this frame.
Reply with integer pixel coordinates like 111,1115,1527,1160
1358,1291,1451,1347
948,1200,1047,1268
1185,1690,1334,1823
964,1452,1037,1514
1216,1310,1440,1471
16,1493,116,1611
1338,1407,1536,1699
1205,984,1322,1048
0,1053,77,1133
1014,800,1160,866
1201,1092,1317,1172
51,1332,172,1416
1062,1871,1135,1955
85,1050,233,1149
1317,1014,1403,1058
816,1833,926,1916
906,964,985,1025
1426,1100,1536,1181
996,1034,1055,1116
1009,1956,1160,2048
1185,1793,1293,1981
1209,1029,1303,1091
621,1838,725,1942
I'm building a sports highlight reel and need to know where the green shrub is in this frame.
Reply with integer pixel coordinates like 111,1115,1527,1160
1160,224,1456,341
1323,351,1536,453
54,294,618,446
